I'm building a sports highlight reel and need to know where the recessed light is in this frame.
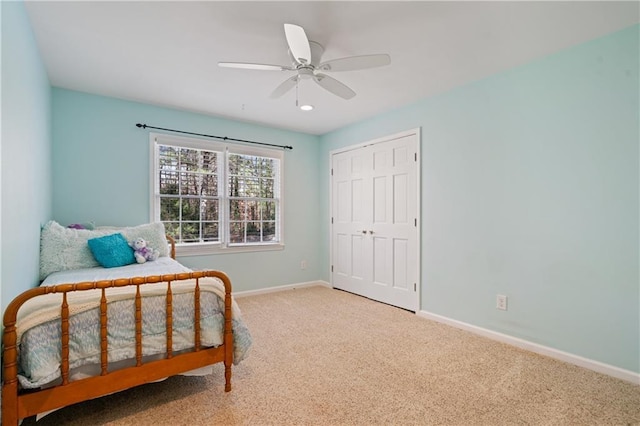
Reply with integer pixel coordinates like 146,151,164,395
300,104,314,111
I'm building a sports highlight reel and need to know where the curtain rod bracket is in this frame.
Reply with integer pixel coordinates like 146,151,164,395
135,123,293,150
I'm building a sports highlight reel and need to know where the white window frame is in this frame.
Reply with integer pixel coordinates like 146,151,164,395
150,132,285,256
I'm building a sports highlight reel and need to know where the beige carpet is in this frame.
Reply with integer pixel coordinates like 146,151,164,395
24,286,640,425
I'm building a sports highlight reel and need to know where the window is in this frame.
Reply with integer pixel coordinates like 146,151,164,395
151,133,283,255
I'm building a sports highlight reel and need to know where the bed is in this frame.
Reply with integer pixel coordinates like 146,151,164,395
2,221,252,425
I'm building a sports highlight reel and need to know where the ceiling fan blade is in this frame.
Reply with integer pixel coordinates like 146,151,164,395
284,24,311,65
270,75,299,99
218,62,293,71
313,73,356,100
319,54,391,72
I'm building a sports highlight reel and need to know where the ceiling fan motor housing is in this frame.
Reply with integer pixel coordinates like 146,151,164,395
289,41,324,68
298,67,315,79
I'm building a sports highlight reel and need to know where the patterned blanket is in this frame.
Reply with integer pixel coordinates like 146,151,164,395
16,277,252,389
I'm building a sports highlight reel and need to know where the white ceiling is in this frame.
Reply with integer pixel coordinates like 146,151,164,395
24,1,639,135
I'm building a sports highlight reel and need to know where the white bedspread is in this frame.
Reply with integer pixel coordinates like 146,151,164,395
40,257,191,286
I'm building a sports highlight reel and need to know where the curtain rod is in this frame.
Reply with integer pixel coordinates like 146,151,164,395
135,123,293,150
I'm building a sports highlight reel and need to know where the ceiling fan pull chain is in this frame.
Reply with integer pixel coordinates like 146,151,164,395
295,78,299,107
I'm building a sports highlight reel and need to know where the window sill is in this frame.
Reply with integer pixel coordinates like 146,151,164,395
175,242,285,257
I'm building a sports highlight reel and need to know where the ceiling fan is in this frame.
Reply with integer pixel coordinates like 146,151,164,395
218,24,391,100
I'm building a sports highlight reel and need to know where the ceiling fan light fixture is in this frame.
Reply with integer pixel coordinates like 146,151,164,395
222,23,390,101
300,104,314,111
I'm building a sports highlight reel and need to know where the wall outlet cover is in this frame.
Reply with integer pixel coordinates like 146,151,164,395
497,294,508,311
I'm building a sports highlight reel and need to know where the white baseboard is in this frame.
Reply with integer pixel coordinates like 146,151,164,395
234,280,331,298
233,283,639,384
417,310,640,385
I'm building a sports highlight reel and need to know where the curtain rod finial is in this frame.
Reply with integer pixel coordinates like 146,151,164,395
136,123,146,129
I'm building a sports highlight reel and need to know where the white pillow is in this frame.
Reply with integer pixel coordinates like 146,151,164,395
40,221,169,280
119,223,169,258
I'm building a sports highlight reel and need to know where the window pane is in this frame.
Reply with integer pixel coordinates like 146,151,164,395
159,146,179,168
229,176,240,197
261,159,275,177
263,221,276,241
181,222,201,242
238,156,255,177
202,199,219,221
230,200,245,220
160,197,180,221
159,171,179,195
261,178,274,198
203,222,219,242
180,149,201,172
229,177,261,197
229,222,245,244
260,201,276,221
244,178,260,197
202,151,218,173
181,198,200,221
164,222,180,240
235,177,244,197
246,222,261,242
246,201,259,221
228,154,240,176
180,172,201,196
201,175,218,196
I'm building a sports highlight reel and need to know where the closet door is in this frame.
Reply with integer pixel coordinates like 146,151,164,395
331,131,419,311
332,146,373,299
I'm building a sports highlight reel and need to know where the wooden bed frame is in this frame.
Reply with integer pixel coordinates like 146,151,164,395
2,236,234,425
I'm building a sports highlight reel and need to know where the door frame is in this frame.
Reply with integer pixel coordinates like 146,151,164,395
329,128,422,312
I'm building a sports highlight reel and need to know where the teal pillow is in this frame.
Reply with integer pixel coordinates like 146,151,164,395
88,233,135,268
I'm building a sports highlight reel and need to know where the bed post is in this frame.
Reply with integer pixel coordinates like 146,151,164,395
166,235,176,259
3,297,24,425
3,324,19,425
218,271,234,392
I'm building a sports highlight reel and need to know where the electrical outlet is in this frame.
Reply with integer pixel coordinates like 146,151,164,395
300,260,308,270
496,294,508,311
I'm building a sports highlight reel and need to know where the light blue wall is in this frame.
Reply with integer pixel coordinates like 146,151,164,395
52,89,322,291
1,1,52,311
320,25,639,373
4,2,637,377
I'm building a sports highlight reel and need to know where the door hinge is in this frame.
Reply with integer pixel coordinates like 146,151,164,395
331,168,334,176
414,153,417,162
331,265,334,273
414,218,417,227
331,217,334,224
414,283,417,291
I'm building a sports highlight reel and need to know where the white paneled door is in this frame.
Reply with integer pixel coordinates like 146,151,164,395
331,130,419,311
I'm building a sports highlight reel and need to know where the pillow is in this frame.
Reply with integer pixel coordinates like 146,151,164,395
40,221,112,280
118,222,169,259
88,233,135,268
67,221,96,230
40,221,170,280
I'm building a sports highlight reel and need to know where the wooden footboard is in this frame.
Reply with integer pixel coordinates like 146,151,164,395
2,270,234,426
